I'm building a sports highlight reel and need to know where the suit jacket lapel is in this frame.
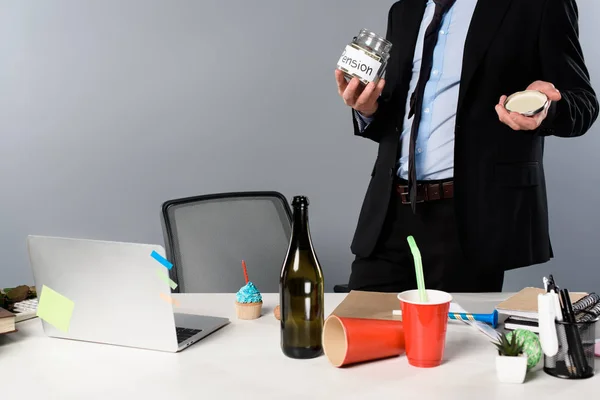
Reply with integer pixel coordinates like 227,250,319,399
458,0,514,113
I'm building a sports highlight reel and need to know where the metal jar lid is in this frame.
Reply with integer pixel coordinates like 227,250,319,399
504,90,549,116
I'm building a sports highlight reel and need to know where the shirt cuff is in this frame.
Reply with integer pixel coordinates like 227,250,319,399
354,110,374,132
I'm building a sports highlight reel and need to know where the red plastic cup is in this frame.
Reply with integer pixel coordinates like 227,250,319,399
397,289,452,368
322,315,405,367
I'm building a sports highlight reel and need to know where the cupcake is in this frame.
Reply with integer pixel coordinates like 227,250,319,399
235,282,263,320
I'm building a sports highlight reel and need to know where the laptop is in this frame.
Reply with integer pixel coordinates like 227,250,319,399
26,235,229,352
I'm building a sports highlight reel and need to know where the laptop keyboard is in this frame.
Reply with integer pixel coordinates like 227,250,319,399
176,327,202,343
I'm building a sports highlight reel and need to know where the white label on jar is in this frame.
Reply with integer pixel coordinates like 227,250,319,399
336,45,382,83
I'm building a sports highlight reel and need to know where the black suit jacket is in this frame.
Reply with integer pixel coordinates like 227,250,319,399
350,0,599,272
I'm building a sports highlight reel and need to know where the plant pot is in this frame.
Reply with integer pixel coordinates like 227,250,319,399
496,354,528,383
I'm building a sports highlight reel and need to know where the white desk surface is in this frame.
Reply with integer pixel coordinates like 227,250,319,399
1,293,598,399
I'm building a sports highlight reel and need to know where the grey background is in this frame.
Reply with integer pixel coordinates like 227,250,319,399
1,0,598,292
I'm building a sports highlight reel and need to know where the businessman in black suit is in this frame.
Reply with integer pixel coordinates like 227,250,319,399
335,0,598,293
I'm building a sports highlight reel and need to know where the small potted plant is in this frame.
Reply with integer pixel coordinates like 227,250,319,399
493,332,528,383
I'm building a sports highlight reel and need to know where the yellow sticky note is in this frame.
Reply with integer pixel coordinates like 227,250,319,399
156,268,178,290
36,285,75,332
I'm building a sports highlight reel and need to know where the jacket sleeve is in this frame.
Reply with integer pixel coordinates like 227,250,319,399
352,3,398,143
538,0,599,137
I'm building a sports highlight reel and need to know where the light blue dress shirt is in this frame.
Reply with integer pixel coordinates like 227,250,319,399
357,0,478,180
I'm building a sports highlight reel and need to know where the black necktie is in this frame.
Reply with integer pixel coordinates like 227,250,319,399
407,0,456,212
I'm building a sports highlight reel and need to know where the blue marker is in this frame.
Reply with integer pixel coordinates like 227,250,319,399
151,250,173,270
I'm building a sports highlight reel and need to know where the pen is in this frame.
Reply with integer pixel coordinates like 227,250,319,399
561,289,588,377
548,274,559,293
551,290,571,372
563,289,578,323
558,289,577,376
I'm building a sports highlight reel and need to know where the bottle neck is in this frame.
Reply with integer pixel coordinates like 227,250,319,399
291,206,311,250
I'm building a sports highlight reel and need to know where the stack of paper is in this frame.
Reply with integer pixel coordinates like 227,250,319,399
496,287,587,333
0,307,16,335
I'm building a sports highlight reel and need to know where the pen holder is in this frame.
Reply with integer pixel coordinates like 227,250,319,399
543,318,597,379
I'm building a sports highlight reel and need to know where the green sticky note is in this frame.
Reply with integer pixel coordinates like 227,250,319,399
156,268,178,290
36,285,75,332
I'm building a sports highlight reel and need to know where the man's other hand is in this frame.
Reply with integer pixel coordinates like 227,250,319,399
335,69,385,118
495,80,562,131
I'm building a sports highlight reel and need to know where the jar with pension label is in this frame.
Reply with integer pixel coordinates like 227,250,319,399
336,29,392,85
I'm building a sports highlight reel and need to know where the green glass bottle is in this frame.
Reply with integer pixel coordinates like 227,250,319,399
280,196,324,359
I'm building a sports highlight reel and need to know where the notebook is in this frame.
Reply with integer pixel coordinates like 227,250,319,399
504,316,539,333
0,307,17,335
496,287,587,319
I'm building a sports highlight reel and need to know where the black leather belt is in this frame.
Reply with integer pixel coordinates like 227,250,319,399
395,181,454,204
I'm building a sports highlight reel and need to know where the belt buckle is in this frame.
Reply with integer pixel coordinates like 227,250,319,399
400,192,410,204
400,188,425,204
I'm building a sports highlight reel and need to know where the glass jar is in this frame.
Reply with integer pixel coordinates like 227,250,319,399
336,29,392,85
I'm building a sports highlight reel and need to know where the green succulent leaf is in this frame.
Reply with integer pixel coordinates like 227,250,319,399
492,332,524,356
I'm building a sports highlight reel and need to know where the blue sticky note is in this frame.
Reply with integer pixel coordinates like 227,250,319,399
151,250,173,270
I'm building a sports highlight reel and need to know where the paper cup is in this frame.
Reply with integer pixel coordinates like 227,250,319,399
235,301,262,320
322,315,404,367
398,290,452,368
